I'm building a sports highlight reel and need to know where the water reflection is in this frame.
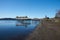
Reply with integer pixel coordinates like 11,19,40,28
16,20,31,27
16,20,40,27
0,20,40,40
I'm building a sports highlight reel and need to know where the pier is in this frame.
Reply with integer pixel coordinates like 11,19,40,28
16,16,40,21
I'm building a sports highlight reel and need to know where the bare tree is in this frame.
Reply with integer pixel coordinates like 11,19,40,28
55,10,60,18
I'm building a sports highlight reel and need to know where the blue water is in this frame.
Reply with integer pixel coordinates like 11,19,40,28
0,20,39,40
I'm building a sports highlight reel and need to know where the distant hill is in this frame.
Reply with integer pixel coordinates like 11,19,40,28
0,18,16,20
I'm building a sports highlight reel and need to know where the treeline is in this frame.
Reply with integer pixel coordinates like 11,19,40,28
0,18,16,20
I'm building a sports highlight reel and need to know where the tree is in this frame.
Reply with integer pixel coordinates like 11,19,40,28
16,16,19,18
55,10,60,18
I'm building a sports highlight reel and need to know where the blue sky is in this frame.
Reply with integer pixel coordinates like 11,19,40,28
0,0,60,18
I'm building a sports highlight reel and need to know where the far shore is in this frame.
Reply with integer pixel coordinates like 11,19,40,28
0,18,40,21
0,18,16,20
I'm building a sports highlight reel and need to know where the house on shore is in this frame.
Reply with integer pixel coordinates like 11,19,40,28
16,16,31,20
16,16,28,18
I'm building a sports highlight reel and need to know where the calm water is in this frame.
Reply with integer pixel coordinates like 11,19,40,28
0,20,39,40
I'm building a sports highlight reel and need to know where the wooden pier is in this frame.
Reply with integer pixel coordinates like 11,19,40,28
16,18,41,21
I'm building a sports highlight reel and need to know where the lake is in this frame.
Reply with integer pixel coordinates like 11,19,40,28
0,20,40,40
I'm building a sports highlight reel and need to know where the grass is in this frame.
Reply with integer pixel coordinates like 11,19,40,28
25,18,60,40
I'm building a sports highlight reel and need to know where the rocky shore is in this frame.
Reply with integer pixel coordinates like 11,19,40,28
25,19,60,40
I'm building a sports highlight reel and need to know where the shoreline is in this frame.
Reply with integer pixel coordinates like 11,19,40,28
25,19,60,40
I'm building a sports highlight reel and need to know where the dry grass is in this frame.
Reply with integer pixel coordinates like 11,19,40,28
25,19,60,40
